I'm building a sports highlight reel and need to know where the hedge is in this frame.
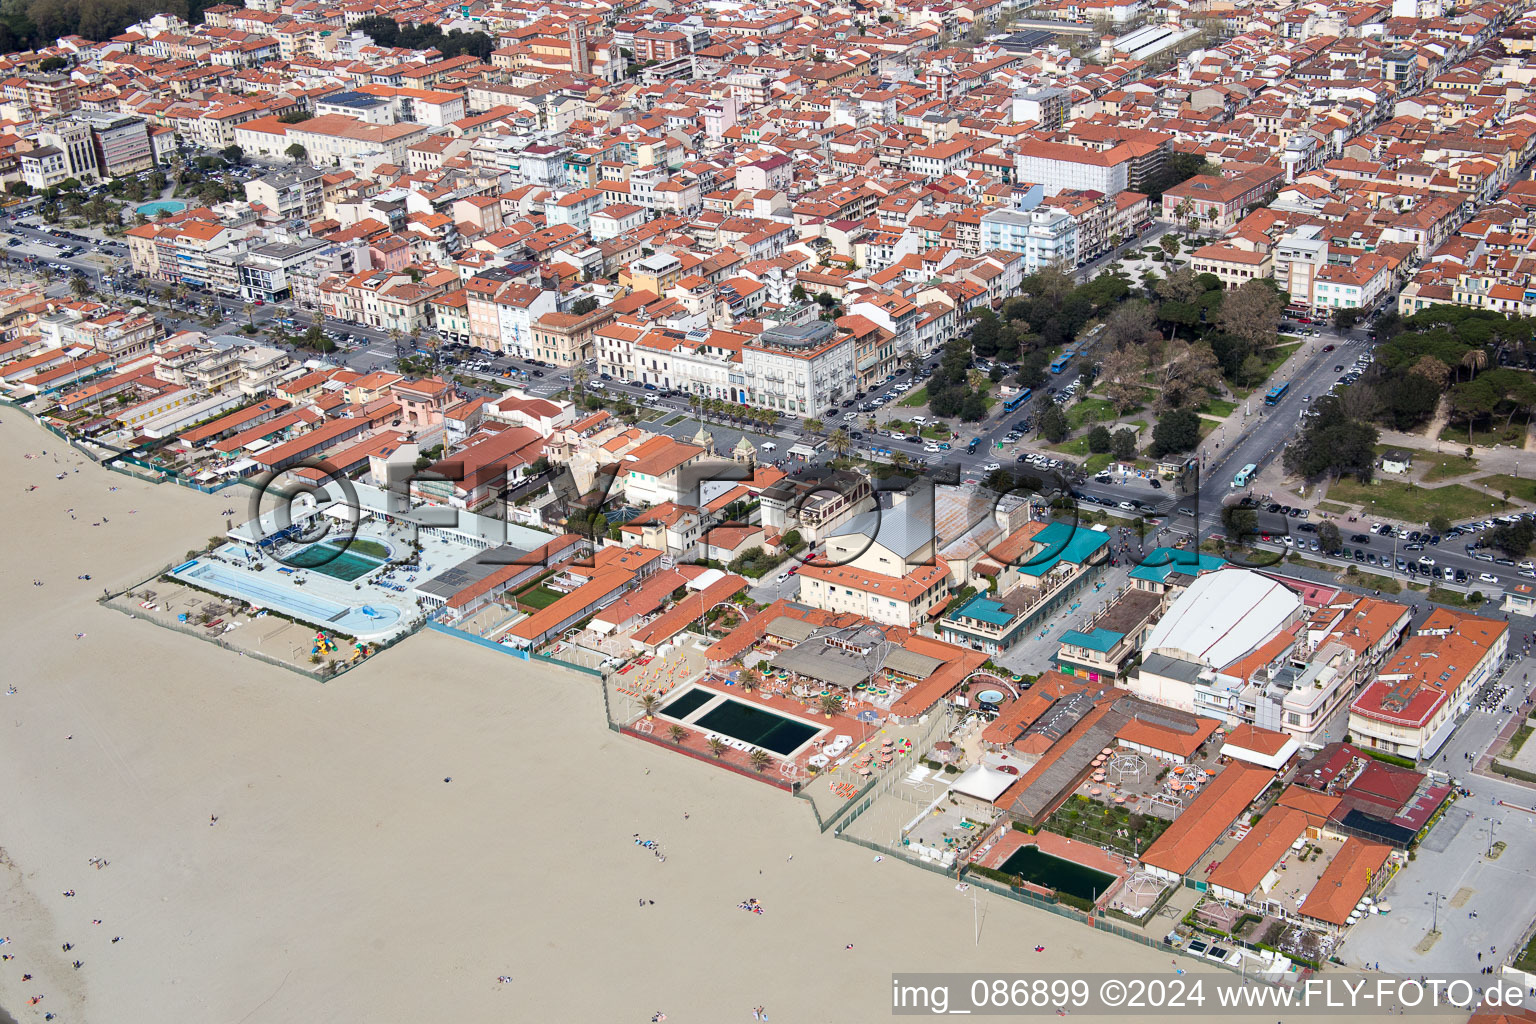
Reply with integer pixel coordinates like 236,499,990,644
969,865,1024,887
1360,748,1417,770
1491,760,1536,784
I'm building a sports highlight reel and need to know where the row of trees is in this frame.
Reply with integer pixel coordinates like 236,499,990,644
353,16,495,60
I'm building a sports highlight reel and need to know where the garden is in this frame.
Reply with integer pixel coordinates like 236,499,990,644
1040,794,1171,857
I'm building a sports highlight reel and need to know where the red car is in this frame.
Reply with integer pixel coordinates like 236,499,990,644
1322,344,1335,352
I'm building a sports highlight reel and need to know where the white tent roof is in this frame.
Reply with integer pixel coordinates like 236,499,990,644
951,764,1017,803
1221,734,1302,769
1144,568,1301,670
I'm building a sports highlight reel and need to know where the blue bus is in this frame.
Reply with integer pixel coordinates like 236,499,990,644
1264,382,1290,405
1003,388,1032,413
1231,463,1257,489
1049,350,1073,374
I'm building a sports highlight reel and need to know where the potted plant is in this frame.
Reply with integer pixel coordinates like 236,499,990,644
819,693,844,719
667,724,686,745
748,748,771,773
640,694,659,720
707,737,726,758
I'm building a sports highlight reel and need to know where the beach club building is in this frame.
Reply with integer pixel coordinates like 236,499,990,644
1139,762,1276,884
940,522,1110,654
1347,608,1507,759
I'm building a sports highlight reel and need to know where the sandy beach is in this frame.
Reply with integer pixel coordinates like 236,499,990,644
0,413,1464,1023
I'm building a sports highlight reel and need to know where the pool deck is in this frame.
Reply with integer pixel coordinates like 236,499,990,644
624,670,891,778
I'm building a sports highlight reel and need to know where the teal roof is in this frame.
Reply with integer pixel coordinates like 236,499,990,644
1060,627,1123,653
1015,521,1110,578
1128,547,1227,585
948,592,1013,626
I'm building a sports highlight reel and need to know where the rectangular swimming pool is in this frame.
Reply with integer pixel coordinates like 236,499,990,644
286,543,382,581
694,698,819,756
997,845,1115,902
173,560,401,638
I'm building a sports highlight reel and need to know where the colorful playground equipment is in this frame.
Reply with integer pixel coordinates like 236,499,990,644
311,631,338,656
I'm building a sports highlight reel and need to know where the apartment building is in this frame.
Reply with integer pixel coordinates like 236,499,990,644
244,167,325,223
530,304,617,366
1188,243,1275,289
741,321,856,417
1348,608,1507,758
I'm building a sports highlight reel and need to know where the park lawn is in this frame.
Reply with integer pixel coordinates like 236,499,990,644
1051,436,1092,456
519,585,564,610
898,386,928,408
1196,397,1238,418
1430,587,1490,610
1476,474,1536,503
663,414,686,427
1326,477,1510,524
1067,398,1118,430
1231,342,1303,398
1084,453,1114,475
1345,570,1402,594
1372,444,1477,484
1315,501,1351,516
1438,423,1527,448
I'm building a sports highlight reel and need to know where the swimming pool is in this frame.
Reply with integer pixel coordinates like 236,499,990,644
694,698,819,756
658,688,714,720
286,543,383,581
174,560,401,637
137,200,187,217
997,845,1115,902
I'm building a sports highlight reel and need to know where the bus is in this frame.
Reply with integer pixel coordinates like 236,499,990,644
1003,388,1032,413
1231,463,1257,489
1049,350,1073,374
1264,382,1290,405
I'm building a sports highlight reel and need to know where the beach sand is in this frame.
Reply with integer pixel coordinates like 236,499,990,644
0,414,1461,1023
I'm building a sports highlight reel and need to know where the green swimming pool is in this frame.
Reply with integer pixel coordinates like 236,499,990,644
997,845,1115,902
694,698,818,755
287,544,382,581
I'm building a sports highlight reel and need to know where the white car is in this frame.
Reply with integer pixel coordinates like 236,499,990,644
981,462,1001,472
1479,572,1499,584
923,443,941,453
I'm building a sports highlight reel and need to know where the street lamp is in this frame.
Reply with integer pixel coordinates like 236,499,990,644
1426,890,1446,934
1484,817,1502,857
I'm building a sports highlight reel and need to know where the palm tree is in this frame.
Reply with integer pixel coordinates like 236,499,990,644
828,426,853,459
667,724,686,745
739,667,758,693
388,328,403,360
707,736,726,758
818,692,844,718
68,273,90,300
687,393,700,418
1461,348,1488,381
639,693,659,719
572,365,590,392
242,301,255,326
747,747,771,773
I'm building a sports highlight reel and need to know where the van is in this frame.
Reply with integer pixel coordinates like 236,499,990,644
761,442,777,452
911,415,927,425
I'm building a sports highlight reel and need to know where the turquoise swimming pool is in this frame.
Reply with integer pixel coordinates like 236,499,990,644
137,200,187,217
174,559,401,637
